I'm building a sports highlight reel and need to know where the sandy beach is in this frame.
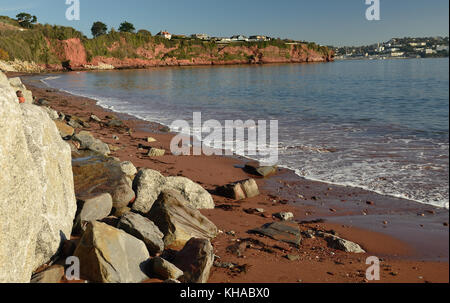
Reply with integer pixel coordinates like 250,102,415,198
17,72,449,284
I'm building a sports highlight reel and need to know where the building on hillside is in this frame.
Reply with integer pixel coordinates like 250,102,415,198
230,35,248,42
191,33,210,40
156,31,172,39
248,35,269,42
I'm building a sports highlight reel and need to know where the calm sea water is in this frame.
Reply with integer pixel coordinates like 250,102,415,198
40,59,449,208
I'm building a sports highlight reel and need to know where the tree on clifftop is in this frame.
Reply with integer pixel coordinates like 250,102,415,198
118,21,135,33
16,13,37,29
91,21,108,38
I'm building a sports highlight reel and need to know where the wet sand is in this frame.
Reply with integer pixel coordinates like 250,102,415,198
19,73,449,283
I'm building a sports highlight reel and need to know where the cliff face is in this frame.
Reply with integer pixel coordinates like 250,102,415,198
0,24,333,72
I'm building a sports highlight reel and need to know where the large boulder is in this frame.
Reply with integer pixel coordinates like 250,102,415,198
173,238,214,283
74,221,150,283
132,169,215,214
132,169,167,214
117,212,165,255
147,190,218,250
0,72,77,283
165,176,215,210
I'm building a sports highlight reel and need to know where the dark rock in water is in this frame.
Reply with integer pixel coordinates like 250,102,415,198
250,222,302,247
117,212,165,255
173,238,214,283
245,161,278,177
147,190,218,250
159,126,170,133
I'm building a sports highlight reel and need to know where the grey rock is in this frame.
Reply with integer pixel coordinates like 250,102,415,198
117,212,164,255
165,176,215,209
274,212,294,221
318,232,366,253
111,181,136,209
147,190,218,250
132,169,167,214
74,221,150,283
120,161,137,177
147,257,183,280
73,131,110,155
173,238,214,283
74,193,113,233
148,148,166,157
250,222,302,247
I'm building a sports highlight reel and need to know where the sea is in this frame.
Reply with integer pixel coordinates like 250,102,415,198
37,58,449,209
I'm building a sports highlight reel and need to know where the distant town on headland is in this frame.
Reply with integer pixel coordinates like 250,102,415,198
332,37,449,60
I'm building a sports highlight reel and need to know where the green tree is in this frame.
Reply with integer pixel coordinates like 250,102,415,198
118,21,135,33
91,21,108,38
137,29,152,36
16,13,37,29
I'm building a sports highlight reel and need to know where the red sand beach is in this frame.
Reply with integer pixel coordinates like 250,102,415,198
18,73,450,283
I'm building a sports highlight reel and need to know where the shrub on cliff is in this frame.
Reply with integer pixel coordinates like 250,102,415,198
119,21,135,33
16,13,37,29
91,21,108,38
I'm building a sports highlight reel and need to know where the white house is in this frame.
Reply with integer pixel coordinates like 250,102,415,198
156,31,172,40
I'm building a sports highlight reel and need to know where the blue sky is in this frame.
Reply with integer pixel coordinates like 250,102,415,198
0,0,448,46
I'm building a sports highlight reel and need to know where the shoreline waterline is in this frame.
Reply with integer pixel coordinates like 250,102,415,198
36,72,449,210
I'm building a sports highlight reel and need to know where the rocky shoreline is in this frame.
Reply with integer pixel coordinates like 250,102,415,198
0,71,448,283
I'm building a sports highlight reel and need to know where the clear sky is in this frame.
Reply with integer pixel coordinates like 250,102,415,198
0,0,448,46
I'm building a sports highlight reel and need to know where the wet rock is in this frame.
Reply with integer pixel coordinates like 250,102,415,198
73,131,110,155
147,190,218,249
74,193,113,233
54,120,74,138
31,265,64,283
74,221,150,283
36,98,51,106
148,148,166,157
173,238,214,283
147,257,183,280
117,212,164,255
250,222,302,247
274,212,294,221
245,161,278,177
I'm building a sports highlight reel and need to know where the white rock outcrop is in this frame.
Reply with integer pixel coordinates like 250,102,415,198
0,71,77,283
